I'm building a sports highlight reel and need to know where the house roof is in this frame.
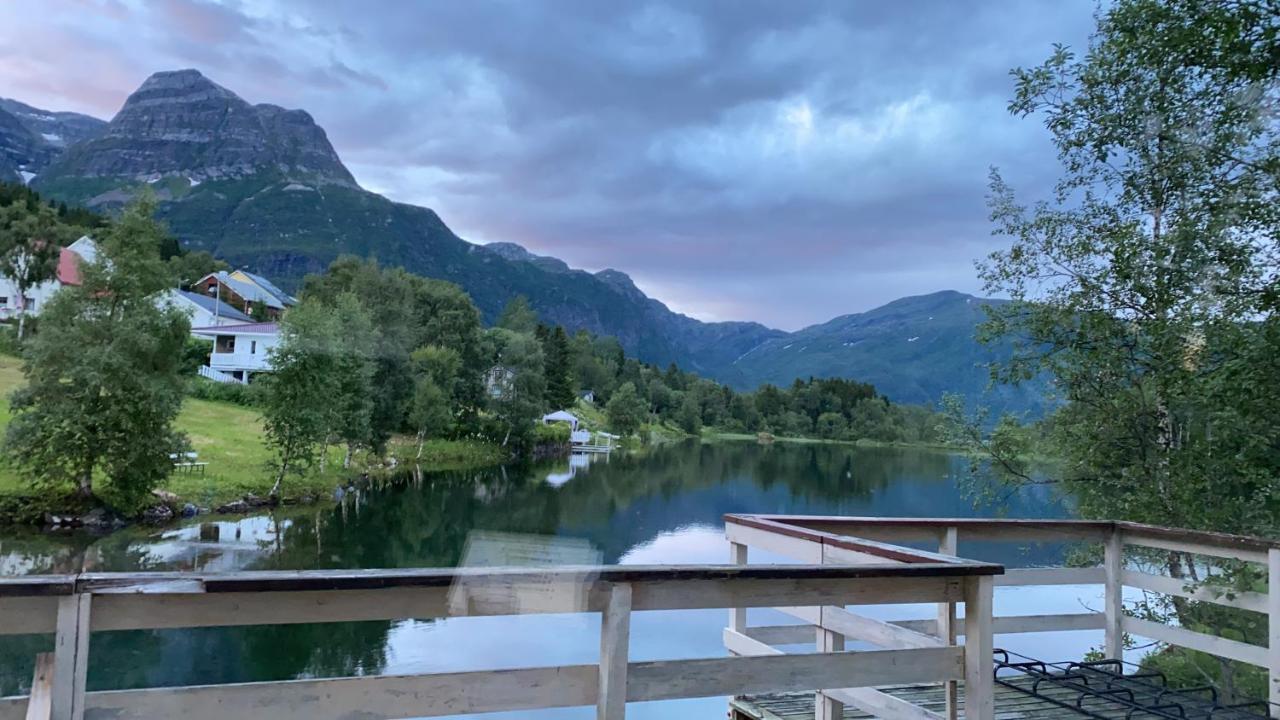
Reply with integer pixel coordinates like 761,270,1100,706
234,270,296,306
174,290,253,322
56,248,83,286
543,410,580,424
198,271,285,309
191,321,280,337
54,236,97,286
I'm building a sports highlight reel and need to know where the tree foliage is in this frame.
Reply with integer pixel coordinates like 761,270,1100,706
3,197,189,507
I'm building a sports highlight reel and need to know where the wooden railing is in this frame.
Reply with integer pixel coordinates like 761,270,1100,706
0,561,1001,720
724,515,1280,719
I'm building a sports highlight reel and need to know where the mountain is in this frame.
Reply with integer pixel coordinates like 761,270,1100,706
723,291,1051,417
0,98,106,183
17,69,1043,414
30,69,781,375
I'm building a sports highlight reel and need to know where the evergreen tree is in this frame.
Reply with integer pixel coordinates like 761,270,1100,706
497,295,539,334
542,325,575,409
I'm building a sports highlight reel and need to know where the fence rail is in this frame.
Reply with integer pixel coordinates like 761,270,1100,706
0,562,999,720
5,516,1280,720
723,515,1280,720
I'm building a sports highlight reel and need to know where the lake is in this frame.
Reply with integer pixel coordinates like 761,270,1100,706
0,439,1099,720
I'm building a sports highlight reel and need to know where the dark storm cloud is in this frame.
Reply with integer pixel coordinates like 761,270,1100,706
2,0,1095,329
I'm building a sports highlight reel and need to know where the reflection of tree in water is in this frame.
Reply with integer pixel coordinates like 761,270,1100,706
0,441,1068,693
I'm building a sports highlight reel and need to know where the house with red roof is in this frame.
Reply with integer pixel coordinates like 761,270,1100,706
0,235,97,318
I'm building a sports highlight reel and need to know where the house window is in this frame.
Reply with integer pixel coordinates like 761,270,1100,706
215,335,236,353
250,340,257,355
21,296,33,310
0,297,7,306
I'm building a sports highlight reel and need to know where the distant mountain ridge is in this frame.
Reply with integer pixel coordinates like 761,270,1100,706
723,290,1049,416
0,98,106,183
2,69,1041,414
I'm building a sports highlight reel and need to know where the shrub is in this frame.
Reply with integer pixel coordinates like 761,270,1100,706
186,377,263,407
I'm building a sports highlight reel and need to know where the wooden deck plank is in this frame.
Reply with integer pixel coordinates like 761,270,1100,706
732,677,1141,720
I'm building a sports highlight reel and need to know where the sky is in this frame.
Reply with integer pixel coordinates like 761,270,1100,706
0,0,1096,330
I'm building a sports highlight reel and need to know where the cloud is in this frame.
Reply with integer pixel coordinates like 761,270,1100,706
0,0,1095,330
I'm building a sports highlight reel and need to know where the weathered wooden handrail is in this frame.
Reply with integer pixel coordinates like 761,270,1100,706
725,514,1280,719
0,562,1000,720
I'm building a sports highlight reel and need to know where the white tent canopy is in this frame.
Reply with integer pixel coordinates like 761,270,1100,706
541,410,580,431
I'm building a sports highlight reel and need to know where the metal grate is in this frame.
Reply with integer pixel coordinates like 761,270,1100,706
994,650,1273,720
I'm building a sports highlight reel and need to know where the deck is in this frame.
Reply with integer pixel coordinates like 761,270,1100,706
2,516,1279,720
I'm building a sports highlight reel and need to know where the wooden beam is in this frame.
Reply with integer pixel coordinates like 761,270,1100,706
50,595,89,720
0,598,57,636
61,647,963,720
963,576,994,720
24,654,53,720
1104,530,1124,659
1122,569,1268,613
1121,531,1268,565
724,522,822,562
597,584,631,720
741,611,1107,647
938,526,958,720
815,622,845,720
1125,616,1268,667
825,687,944,720
729,542,747,633
627,647,965,701
996,567,1105,586
1268,549,1280,716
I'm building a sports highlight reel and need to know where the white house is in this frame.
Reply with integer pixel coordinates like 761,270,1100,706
159,289,253,332
484,365,516,399
190,321,280,384
0,235,97,318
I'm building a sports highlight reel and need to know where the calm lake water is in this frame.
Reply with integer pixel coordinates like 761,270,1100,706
0,440,1100,719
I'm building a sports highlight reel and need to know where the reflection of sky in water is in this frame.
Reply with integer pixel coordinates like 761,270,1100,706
369,524,1113,720
0,441,1105,717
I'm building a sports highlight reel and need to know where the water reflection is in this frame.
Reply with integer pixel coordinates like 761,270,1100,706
0,440,1081,714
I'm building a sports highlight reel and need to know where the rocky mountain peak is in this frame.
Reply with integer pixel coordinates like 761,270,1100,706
39,68,355,186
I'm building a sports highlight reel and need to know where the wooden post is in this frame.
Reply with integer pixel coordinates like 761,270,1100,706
598,583,632,720
938,527,959,720
1268,549,1280,717
25,653,54,720
1104,529,1124,660
51,594,90,720
729,541,748,634
963,575,994,720
815,612,845,720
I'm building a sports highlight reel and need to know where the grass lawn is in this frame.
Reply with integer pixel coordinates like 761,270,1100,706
0,355,506,513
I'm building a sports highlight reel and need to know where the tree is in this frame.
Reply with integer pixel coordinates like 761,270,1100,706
409,345,462,457
975,0,1280,697
0,200,67,339
485,328,546,446
328,294,376,469
3,197,189,506
816,412,847,440
497,295,538,334
980,0,1280,533
541,325,575,409
676,393,702,435
167,250,227,289
302,258,484,451
606,382,647,437
261,301,343,497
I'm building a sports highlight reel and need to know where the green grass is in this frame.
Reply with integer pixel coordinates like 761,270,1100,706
0,355,506,514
